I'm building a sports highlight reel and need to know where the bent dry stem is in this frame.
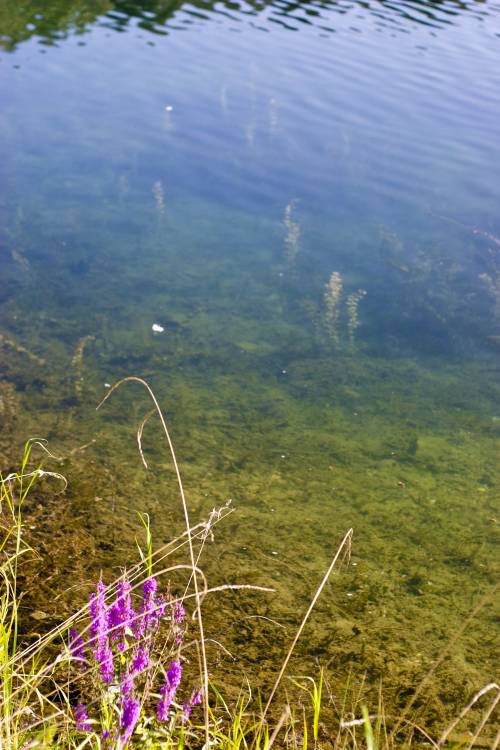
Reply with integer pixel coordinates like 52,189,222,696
96,376,211,746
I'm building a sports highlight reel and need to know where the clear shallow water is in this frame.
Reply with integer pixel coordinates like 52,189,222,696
1,0,499,730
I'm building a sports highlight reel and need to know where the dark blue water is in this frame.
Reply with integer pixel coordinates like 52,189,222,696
1,0,499,730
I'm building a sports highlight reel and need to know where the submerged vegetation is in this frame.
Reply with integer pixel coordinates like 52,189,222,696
1,380,498,749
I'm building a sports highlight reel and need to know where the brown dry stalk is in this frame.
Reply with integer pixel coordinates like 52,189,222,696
438,682,499,747
267,704,291,750
261,527,353,722
391,582,499,742
96,376,211,745
136,409,155,469
465,690,499,750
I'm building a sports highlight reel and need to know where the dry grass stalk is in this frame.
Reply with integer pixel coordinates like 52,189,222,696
261,527,353,721
390,582,499,743
438,682,499,747
267,704,291,750
96,376,212,746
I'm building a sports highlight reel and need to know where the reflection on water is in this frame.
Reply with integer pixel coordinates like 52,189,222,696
1,0,500,50
1,0,499,731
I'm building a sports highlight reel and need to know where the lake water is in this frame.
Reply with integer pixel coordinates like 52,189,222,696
1,0,499,733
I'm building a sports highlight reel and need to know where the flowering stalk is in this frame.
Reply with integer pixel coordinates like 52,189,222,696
157,660,183,721
70,576,199,745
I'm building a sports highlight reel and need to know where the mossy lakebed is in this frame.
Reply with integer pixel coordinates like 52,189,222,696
2,326,498,733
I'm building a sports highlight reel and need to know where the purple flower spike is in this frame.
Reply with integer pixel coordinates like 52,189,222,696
156,594,167,620
181,688,203,724
69,628,86,670
143,577,158,595
74,703,92,731
99,641,114,683
167,660,183,691
121,669,134,696
131,645,150,675
157,691,171,722
173,602,186,624
109,578,135,649
191,688,203,706
120,695,141,744
136,577,164,637
157,660,183,721
90,580,108,646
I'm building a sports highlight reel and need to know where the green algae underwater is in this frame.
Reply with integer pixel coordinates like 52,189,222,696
1,199,499,739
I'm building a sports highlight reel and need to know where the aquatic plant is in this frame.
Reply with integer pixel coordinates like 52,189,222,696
283,200,301,264
324,271,343,346
346,289,367,346
320,272,368,348
71,334,95,400
152,180,165,215
479,272,500,326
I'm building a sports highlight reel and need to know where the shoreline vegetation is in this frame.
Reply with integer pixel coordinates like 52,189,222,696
1,382,499,749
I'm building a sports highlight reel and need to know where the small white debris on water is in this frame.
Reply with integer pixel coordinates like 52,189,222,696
282,369,287,374
281,454,286,458
271,551,278,555
152,323,164,333
104,382,111,388
165,105,173,111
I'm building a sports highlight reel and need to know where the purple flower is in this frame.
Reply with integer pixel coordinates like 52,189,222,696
74,703,92,731
120,695,141,744
121,669,134,696
156,594,167,620
181,688,203,723
167,660,183,691
131,645,150,675
173,602,185,624
143,577,158,595
90,580,108,649
157,660,183,721
135,577,164,637
99,641,114,683
69,628,86,669
88,581,116,683
191,688,203,706
157,691,171,722
109,578,135,649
